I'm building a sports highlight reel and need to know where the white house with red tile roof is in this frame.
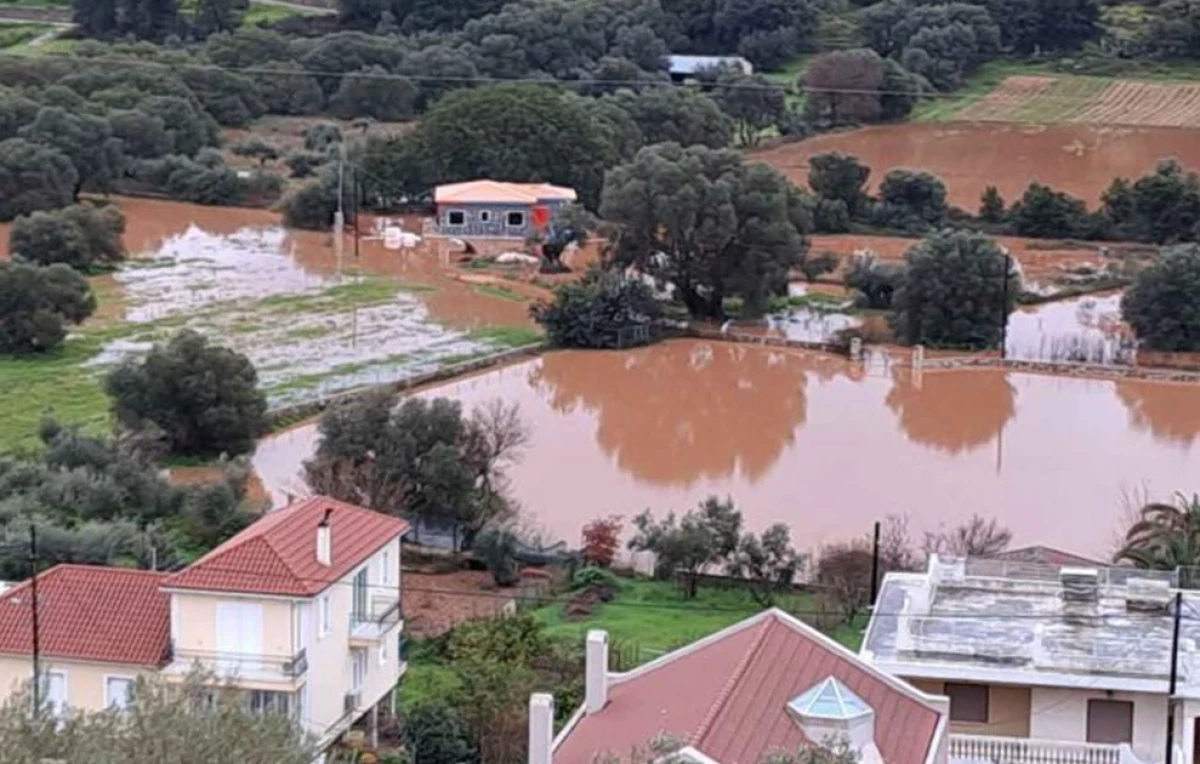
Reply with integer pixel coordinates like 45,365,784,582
533,608,951,764
0,565,169,714
432,179,577,239
0,496,409,754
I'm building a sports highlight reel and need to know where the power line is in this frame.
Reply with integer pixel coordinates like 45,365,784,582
0,49,1165,108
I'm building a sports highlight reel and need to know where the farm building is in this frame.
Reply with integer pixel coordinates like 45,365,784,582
666,54,753,80
432,180,577,239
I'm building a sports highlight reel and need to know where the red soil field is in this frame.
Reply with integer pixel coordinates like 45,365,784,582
751,122,1200,208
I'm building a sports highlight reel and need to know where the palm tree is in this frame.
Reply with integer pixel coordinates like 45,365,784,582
1115,494,1200,573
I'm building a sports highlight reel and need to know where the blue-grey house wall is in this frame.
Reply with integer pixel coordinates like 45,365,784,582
435,198,571,238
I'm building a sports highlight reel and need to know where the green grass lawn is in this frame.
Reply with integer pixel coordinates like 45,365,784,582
533,578,866,665
241,0,329,26
911,60,1056,122
400,578,867,713
4,32,75,57
0,22,54,50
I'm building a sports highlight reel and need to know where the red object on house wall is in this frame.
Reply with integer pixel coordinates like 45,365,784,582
532,205,551,229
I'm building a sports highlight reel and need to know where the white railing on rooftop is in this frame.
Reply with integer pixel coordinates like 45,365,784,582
949,735,1127,764
952,558,1177,588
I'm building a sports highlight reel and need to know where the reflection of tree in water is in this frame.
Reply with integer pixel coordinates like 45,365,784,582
528,340,833,486
1116,379,1200,447
886,368,1016,454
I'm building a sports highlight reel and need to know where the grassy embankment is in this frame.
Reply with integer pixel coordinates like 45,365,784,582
400,577,866,713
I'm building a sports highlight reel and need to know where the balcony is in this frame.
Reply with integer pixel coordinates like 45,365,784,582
350,591,403,646
949,735,1144,764
164,643,308,688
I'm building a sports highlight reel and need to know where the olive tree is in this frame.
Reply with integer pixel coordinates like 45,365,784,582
105,329,268,457
531,268,663,348
807,152,870,216
601,143,809,319
628,496,743,597
9,204,126,271
0,262,95,354
726,523,804,606
1122,245,1200,351
889,230,1020,349
713,68,785,147
0,138,77,221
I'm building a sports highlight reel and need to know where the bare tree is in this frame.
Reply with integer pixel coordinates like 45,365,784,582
923,515,1013,557
815,539,874,625
802,50,885,127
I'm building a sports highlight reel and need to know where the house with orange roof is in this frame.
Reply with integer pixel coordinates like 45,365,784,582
433,179,577,239
530,608,952,764
0,496,409,754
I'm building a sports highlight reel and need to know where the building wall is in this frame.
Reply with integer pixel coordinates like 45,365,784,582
436,199,569,238
303,535,404,742
0,655,149,712
1029,687,1166,763
170,590,296,660
906,679,1031,737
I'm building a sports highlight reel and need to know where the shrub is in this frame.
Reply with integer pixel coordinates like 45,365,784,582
303,122,342,151
474,528,521,587
9,204,126,272
571,565,621,591
230,137,280,166
979,185,1005,223
104,329,268,457
284,151,324,178
1009,182,1090,238
877,169,948,227
798,251,840,282
0,262,95,354
845,253,904,309
404,701,479,764
531,268,662,349
807,152,870,215
1122,244,1200,351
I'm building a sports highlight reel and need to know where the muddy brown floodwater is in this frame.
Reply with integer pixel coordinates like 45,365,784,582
253,338,1200,559
752,123,1200,208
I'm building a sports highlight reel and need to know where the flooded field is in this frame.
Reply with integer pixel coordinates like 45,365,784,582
752,123,1200,208
25,198,539,407
253,338,1200,558
1006,292,1133,363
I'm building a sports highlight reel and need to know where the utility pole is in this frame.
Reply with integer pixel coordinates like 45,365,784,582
999,251,1012,360
1167,590,1183,764
335,141,346,277
870,520,882,606
29,524,40,717
352,164,361,261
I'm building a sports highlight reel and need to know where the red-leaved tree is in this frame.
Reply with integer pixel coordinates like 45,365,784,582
581,515,623,567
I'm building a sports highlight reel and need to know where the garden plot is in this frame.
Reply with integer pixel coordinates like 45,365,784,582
96,225,514,406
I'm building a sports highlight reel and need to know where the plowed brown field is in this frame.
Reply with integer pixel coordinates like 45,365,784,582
751,123,1200,207
958,75,1200,127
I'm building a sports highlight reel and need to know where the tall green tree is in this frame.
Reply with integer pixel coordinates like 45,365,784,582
1121,245,1200,352
304,393,530,549
329,66,416,120
807,152,870,216
19,107,125,198
714,69,785,147
628,496,743,597
610,87,733,150
417,84,619,208
0,138,77,221
0,262,96,354
889,230,1020,349
192,0,249,37
105,329,268,457
1009,182,1089,237
531,267,663,349
602,143,809,319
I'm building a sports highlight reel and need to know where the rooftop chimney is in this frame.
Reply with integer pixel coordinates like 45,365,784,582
585,630,609,714
528,693,554,764
316,508,333,567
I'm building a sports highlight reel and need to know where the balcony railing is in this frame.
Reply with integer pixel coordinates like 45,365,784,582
948,735,1136,764
350,591,403,642
167,643,308,682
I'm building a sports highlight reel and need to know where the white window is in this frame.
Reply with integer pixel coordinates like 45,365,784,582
506,210,525,227
478,210,492,223
40,670,66,717
319,594,331,638
105,676,134,711
352,568,368,624
382,549,392,585
248,690,291,716
447,210,465,226
352,649,367,691
216,601,263,674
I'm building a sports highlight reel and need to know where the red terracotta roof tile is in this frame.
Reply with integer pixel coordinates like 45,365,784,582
0,565,169,666
555,610,944,764
162,496,410,597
